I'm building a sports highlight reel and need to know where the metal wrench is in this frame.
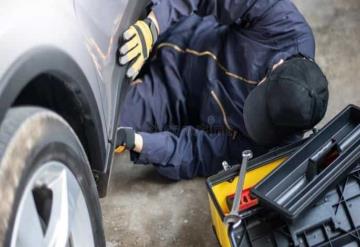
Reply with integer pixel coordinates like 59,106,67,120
223,150,253,227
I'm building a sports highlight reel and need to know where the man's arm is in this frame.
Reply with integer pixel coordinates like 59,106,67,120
135,127,231,180
119,0,285,79
248,0,316,59
130,126,261,180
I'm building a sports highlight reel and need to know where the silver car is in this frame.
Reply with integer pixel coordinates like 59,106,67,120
0,0,148,246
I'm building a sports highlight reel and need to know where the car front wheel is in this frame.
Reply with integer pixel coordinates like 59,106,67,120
0,107,105,247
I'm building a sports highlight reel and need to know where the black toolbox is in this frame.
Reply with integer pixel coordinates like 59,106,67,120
252,105,360,220
230,164,360,247
207,141,306,247
207,105,360,247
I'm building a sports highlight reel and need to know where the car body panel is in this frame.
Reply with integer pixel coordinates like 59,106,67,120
74,0,149,194
74,0,149,138
0,0,149,194
0,0,107,143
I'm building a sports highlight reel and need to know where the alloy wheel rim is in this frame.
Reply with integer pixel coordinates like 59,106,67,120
10,161,94,247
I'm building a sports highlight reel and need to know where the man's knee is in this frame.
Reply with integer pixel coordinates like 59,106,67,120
155,166,182,181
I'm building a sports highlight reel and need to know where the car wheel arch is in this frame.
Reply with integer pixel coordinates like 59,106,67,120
0,46,109,196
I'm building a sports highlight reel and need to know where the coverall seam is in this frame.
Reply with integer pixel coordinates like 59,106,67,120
210,90,238,139
156,42,261,85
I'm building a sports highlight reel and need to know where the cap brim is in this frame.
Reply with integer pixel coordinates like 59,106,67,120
244,82,282,146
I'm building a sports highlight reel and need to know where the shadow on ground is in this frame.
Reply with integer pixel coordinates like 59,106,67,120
102,153,217,247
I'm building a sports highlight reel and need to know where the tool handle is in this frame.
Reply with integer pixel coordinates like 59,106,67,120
231,151,252,214
231,170,246,213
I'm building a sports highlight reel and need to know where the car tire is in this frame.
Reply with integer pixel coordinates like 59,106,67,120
0,107,105,247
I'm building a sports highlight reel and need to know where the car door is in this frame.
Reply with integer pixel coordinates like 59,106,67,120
74,0,149,141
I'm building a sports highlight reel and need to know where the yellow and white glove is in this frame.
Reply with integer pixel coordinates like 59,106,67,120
119,18,158,79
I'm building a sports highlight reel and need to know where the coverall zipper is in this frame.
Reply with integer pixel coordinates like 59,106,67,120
210,90,238,139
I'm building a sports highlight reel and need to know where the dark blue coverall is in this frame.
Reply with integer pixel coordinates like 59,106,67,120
120,0,315,180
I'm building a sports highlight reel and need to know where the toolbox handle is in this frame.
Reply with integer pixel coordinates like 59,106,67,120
306,140,337,180
306,125,360,181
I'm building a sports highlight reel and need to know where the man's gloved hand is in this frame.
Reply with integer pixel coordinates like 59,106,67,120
119,18,158,79
115,127,136,154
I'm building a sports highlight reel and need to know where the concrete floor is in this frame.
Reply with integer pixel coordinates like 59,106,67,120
101,1,360,246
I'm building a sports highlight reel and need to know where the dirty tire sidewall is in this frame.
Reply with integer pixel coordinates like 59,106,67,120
0,107,105,247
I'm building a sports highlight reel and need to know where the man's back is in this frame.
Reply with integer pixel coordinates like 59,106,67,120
151,0,315,136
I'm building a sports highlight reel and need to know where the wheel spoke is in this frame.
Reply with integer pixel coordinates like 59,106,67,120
68,190,95,247
14,193,44,247
11,161,95,247
44,169,69,247
67,169,82,228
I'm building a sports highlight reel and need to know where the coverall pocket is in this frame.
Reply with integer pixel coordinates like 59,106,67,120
206,85,241,139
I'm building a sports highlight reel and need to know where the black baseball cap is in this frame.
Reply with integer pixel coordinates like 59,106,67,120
244,57,329,146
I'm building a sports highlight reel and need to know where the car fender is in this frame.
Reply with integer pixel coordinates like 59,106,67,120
0,46,107,178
